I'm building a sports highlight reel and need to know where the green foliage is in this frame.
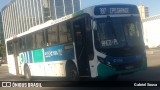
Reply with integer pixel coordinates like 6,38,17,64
0,44,6,59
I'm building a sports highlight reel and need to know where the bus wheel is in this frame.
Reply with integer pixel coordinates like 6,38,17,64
24,66,31,81
66,63,79,81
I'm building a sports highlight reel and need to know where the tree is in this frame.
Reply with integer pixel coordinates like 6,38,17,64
0,43,6,60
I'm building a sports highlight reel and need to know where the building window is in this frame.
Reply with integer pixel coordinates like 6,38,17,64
55,0,64,18
64,0,73,15
73,0,80,12
50,0,56,19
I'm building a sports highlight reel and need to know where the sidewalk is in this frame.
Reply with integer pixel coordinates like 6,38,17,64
1,64,8,66
0,65,25,81
146,48,160,54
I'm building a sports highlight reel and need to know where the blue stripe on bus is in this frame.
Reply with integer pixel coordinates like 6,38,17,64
23,51,33,63
29,51,33,63
105,55,143,65
26,52,30,63
44,44,75,62
25,52,28,63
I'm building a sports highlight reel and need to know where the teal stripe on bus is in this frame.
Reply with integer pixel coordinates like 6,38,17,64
33,49,44,63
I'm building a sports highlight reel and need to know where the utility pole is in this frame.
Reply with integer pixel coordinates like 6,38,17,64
138,0,143,20
139,0,142,5
79,0,81,10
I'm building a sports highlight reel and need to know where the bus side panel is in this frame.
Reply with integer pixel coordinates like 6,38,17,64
29,63,46,76
17,55,23,75
30,49,46,76
19,49,46,76
44,44,75,77
44,61,66,77
7,55,17,75
19,51,33,76
19,43,75,77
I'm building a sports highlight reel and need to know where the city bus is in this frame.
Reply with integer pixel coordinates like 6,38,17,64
5,4,147,81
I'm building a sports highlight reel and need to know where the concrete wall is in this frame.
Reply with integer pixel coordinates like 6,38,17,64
143,15,160,48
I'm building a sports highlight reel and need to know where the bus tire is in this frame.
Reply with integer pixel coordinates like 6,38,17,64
24,65,32,81
66,63,79,81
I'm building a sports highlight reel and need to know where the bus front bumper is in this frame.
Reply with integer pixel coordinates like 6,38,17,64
97,58,147,78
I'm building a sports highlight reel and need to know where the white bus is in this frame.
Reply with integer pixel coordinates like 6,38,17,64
5,4,147,81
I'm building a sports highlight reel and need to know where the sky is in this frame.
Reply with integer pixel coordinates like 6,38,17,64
80,0,160,16
0,0,160,16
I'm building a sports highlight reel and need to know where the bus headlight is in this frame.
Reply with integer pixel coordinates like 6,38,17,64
97,56,111,67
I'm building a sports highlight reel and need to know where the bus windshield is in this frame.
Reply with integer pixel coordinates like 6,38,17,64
94,16,143,52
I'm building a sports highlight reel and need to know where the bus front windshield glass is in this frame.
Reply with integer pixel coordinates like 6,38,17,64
94,17,143,52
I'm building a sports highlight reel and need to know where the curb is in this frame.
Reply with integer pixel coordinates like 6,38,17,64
146,51,154,54
1,64,8,66
146,49,160,54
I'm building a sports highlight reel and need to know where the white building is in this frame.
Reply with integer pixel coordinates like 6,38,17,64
138,5,149,20
142,15,160,48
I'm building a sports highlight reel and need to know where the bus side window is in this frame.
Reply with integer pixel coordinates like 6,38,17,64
26,34,34,50
58,21,73,44
19,37,25,52
35,30,45,48
59,22,68,44
67,21,73,42
46,25,58,46
7,41,13,55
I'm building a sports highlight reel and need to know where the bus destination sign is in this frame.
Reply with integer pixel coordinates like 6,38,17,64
110,8,129,14
94,5,138,15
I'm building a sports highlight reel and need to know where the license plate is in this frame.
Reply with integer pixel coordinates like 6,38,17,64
125,66,134,69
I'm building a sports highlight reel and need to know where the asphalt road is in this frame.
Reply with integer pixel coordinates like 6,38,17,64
0,65,25,81
118,48,160,81
118,49,160,81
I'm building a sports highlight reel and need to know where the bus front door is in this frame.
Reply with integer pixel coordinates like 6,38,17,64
73,17,90,77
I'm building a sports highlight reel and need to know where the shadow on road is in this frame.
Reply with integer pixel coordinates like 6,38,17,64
27,65,160,81
1,65,160,81
118,65,160,81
